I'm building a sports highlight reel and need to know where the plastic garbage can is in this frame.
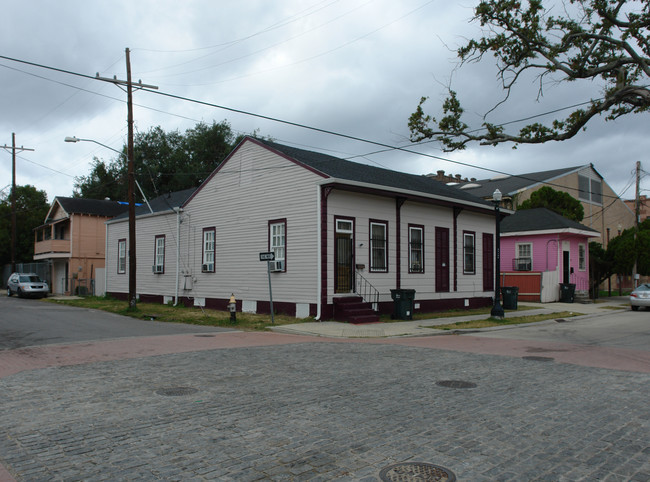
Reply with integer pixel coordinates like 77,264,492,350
501,286,519,310
390,289,416,320
559,283,576,303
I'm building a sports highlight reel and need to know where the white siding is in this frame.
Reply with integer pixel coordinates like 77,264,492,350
327,190,496,303
107,141,323,305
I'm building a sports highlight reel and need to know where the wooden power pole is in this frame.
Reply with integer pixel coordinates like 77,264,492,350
96,48,157,309
2,133,34,272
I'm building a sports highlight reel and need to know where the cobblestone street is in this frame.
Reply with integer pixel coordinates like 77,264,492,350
1,336,648,481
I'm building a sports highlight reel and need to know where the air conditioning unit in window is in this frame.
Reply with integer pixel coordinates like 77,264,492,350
152,265,163,274
202,263,213,272
269,260,284,272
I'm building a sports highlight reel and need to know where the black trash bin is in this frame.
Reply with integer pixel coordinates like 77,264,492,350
559,283,576,303
501,286,519,310
390,289,416,320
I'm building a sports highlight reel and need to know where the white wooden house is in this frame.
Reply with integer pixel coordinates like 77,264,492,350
105,137,501,321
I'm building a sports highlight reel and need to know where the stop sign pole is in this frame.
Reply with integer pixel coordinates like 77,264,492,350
259,252,275,324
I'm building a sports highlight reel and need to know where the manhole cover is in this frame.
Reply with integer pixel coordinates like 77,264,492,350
436,380,476,389
380,462,456,481
522,356,554,362
194,334,216,337
156,387,198,396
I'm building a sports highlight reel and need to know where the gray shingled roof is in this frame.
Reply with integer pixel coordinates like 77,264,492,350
54,197,129,218
258,138,493,208
501,208,599,234
111,188,197,221
455,166,585,199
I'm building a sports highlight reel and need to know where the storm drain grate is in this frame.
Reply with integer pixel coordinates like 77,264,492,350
523,356,555,362
156,387,198,396
436,380,476,389
379,462,456,481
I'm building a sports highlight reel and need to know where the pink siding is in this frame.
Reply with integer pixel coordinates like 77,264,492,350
501,232,592,293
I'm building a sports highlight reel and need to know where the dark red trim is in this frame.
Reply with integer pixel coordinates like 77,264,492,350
408,224,425,274
268,218,287,272
154,234,165,274
369,219,388,273
117,238,126,274
334,215,355,293
320,187,329,312
201,227,215,273
463,230,476,275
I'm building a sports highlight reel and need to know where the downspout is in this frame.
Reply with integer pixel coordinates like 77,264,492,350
104,221,109,297
316,185,325,320
174,207,182,306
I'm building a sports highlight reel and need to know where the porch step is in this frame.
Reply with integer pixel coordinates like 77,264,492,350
574,291,593,304
333,296,379,324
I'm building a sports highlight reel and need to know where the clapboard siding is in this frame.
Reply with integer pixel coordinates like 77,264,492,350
177,141,321,304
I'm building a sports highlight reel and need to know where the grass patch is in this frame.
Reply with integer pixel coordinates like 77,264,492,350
425,311,581,331
44,296,312,331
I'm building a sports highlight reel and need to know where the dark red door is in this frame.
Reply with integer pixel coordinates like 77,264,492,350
435,227,449,292
483,233,494,291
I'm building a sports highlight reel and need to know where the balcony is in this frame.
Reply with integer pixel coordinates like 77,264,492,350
34,238,71,257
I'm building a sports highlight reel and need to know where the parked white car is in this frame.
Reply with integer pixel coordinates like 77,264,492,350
6,273,49,298
629,283,650,311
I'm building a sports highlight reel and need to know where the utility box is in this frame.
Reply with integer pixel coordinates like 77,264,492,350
390,289,416,320
501,286,519,310
559,283,576,303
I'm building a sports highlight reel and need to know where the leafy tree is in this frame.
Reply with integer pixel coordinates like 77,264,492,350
518,186,585,221
74,120,244,200
409,0,650,150
607,219,650,275
0,185,50,266
73,157,127,201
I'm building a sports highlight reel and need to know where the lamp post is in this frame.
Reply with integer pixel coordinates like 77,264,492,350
491,188,505,319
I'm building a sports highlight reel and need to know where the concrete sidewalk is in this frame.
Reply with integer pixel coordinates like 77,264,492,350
270,298,630,338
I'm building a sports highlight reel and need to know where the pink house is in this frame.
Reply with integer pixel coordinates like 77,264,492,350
499,208,599,302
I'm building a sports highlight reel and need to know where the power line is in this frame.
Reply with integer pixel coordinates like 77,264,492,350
0,53,637,203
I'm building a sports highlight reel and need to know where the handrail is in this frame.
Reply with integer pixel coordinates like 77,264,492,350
355,272,380,311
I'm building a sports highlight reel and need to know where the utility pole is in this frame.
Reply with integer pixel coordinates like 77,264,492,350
633,160,641,288
2,133,34,273
95,48,157,310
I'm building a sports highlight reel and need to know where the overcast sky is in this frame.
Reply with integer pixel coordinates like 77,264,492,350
1,0,647,205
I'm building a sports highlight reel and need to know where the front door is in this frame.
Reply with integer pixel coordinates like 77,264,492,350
563,250,571,284
335,218,354,293
435,227,450,292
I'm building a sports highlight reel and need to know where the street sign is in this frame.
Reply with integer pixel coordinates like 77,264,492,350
259,252,275,261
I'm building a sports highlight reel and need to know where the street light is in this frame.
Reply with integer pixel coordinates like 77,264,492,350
65,135,142,309
491,188,505,319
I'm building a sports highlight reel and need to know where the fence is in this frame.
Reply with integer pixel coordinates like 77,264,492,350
1,262,51,289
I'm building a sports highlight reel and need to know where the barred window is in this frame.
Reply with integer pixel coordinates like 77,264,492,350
370,221,387,272
409,226,424,273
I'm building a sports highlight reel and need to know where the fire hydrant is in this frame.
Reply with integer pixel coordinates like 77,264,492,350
228,293,237,323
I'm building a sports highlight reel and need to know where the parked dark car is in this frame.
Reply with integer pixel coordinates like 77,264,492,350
629,283,650,311
6,273,49,298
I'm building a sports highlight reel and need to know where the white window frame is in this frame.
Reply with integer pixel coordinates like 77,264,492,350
516,242,533,271
117,239,126,274
202,228,215,273
578,243,586,271
370,221,388,272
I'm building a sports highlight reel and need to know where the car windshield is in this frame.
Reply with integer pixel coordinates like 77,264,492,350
19,275,42,283
635,284,650,291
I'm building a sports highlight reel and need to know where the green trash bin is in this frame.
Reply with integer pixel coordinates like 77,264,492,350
390,289,416,320
501,286,518,310
559,283,576,303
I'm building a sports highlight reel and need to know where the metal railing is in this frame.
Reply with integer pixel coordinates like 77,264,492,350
355,272,380,311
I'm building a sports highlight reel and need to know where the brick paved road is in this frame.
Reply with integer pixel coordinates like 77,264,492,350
0,334,648,481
